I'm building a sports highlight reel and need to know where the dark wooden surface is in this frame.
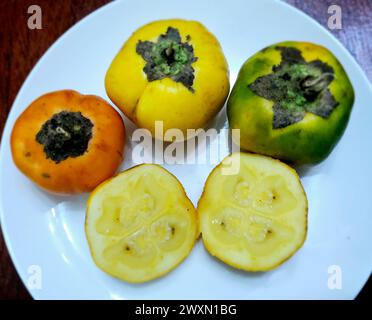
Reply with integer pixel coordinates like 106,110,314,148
0,0,371,300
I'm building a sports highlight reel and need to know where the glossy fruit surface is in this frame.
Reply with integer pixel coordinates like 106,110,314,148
105,19,229,140
11,90,125,194
227,42,354,164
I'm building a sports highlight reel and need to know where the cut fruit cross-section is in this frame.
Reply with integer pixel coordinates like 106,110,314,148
85,164,198,283
198,152,308,271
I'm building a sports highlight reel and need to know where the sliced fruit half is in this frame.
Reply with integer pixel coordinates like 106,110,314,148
198,152,308,271
85,164,198,283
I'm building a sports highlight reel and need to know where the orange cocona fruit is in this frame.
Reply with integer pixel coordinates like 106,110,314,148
11,90,125,195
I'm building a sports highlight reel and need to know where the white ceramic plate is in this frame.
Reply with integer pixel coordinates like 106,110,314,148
1,0,371,300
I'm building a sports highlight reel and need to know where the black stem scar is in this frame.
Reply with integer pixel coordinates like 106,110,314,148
36,111,93,163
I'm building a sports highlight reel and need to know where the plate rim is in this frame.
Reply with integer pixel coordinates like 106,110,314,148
0,0,371,300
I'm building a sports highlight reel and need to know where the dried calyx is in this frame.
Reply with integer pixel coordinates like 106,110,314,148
136,27,198,92
36,111,93,163
249,46,338,129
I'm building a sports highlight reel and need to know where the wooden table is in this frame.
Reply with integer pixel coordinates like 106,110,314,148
0,0,371,300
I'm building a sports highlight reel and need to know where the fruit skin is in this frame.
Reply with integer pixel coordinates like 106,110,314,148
105,19,230,140
227,41,354,165
197,152,308,272
10,90,125,195
85,164,198,283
